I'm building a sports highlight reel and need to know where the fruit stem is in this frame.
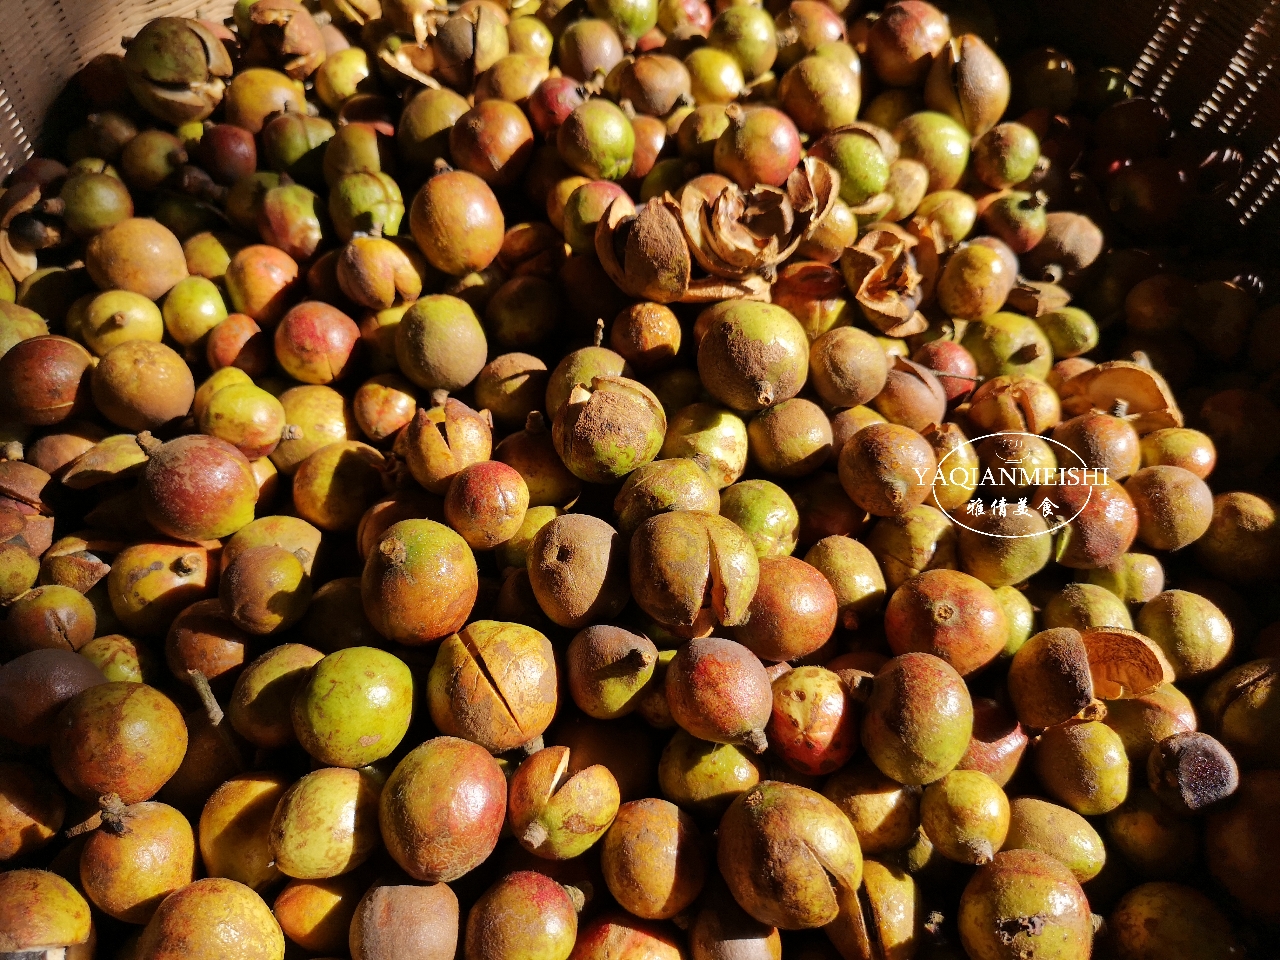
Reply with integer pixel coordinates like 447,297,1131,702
432,158,454,177
281,424,303,441
521,820,549,849
135,431,163,456
1110,399,1130,418
563,883,588,912
430,388,451,408
0,441,23,462
593,318,605,347
742,728,768,754
188,668,247,773
525,410,547,433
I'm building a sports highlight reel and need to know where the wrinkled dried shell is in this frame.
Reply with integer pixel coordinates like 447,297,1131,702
596,196,691,304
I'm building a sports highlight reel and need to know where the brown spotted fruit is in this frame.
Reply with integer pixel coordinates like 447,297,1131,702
884,569,1008,677
405,397,493,494
135,876,285,960
767,665,858,776
380,736,508,882
570,912,686,960
861,652,973,786
958,850,1091,960
0,649,105,746
361,518,479,644
79,798,196,924
165,598,252,692
509,745,621,860
0,868,92,953
697,302,810,412
427,620,558,754
292,646,413,768
733,556,838,662
445,460,531,550
667,636,772,753
552,376,667,484
602,798,707,921
718,781,863,929
51,682,188,804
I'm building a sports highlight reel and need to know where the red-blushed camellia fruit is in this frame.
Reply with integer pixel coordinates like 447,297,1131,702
380,736,508,882
273,301,361,384
884,569,1008,676
767,665,859,776
569,912,686,960
138,434,259,542
135,876,285,960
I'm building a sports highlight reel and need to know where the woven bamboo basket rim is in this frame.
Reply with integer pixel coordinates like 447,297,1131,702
0,0,1276,235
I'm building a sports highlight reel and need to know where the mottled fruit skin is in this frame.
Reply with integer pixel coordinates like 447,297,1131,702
823,760,921,855
527,513,629,629
839,422,936,517
428,620,558,754
553,377,667,483
767,665,858,776
667,637,772,753
140,435,258,542
445,460,530,550
466,871,579,960
361,519,479,644
1002,797,1104,883
269,766,382,879
658,730,762,818
380,736,507,882
292,646,414,767
862,653,973,786
80,801,195,923
508,745,621,860
0,868,92,952
1109,881,1242,960
136,877,285,960
602,798,706,920
718,781,863,930
569,912,686,960
567,625,659,720
350,882,460,960
733,556,838,662
884,570,1008,676
51,682,188,803
698,303,810,413
958,850,1092,960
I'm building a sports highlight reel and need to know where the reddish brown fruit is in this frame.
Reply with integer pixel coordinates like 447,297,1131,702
666,637,771,753
768,665,859,776
733,556,838,662
884,569,1008,676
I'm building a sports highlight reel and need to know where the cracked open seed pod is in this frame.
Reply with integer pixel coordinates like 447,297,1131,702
629,510,759,633
594,195,691,303
249,0,328,80
123,18,234,125
924,34,1010,138
839,224,930,338
551,376,666,483
403,396,492,494
680,156,839,285
1057,360,1183,434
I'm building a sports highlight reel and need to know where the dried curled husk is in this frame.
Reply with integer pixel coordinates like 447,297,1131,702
1081,627,1175,700
376,31,443,89
838,222,932,337
1057,360,1183,434
678,156,839,283
1005,279,1071,318
249,0,328,79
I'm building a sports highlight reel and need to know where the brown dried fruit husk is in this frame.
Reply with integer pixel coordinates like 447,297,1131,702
679,157,838,284
1005,279,1071,318
839,223,929,337
1058,360,1183,434
1081,627,1175,700
595,196,691,303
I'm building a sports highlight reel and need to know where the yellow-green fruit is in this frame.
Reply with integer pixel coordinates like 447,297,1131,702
135,877,285,960
657,729,762,818
1104,788,1197,882
1035,721,1130,816
1135,589,1233,681
1003,797,1105,882
268,766,382,879
292,646,414,768
823,760,921,855
198,772,291,891
1043,582,1133,631
920,770,1010,865
826,860,922,960
861,653,973,786
958,850,1091,960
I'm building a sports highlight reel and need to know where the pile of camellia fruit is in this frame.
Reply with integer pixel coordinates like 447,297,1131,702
1,0,1279,956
